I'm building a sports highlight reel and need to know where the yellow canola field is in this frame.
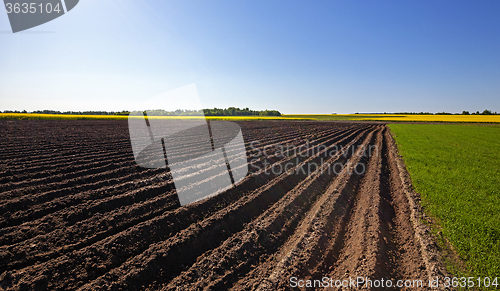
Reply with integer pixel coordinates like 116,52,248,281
352,114,500,123
2,113,499,123
0,113,307,121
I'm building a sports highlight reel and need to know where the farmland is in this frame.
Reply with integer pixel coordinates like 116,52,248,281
0,113,307,121
0,120,444,290
284,114,500,123
389,124,500,281
3,113,500,123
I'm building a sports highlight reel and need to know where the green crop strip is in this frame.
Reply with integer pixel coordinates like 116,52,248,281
388,124,500,285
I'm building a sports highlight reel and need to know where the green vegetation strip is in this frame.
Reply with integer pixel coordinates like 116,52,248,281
388,124,500,281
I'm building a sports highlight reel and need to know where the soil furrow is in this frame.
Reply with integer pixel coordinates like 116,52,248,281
0,125,344,232
73,127,372,291
0,121,444,291
159,127,376,291
247,126,379,291
3,123,363,290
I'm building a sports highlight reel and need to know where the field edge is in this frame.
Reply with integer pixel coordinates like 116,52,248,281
386,128,451,281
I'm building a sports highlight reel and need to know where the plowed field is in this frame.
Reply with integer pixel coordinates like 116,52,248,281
0,120,446,290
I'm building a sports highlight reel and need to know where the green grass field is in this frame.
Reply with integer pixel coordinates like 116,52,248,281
388,124,500,282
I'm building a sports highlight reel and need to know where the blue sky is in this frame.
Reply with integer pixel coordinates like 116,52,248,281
1,0,499,114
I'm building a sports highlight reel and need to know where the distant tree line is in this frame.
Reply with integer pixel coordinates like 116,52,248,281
460,109,497,115
0,110,131,115
143,109,202,116
392,109,498,115
203,107,281,116
1,107,282,116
